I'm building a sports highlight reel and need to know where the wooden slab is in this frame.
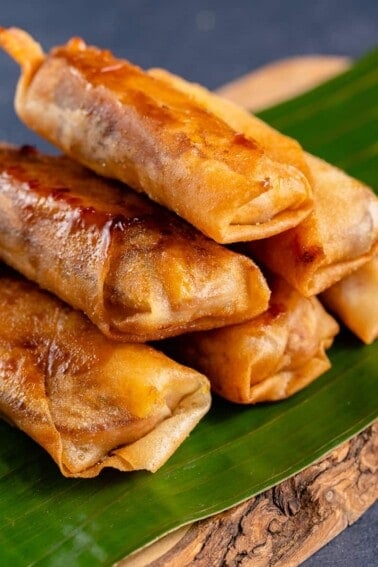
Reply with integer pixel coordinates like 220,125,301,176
118,56,377,567
216,55,350,111
121,425,377,567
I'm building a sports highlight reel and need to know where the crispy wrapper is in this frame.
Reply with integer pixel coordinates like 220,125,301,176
321,255,378,344
150,68,378,295
0,266,211,477
168,278,339,404
148,67,312,181
249,155,378,295
0,27,313,244
0,144,270,341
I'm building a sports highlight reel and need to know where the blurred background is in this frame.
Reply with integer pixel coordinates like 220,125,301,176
1,0,377,145
0,1,377,565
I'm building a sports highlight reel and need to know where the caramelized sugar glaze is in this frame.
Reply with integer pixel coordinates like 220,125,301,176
51,38,265,177
0,28,313,243
0,265,211,476
0,145,270,341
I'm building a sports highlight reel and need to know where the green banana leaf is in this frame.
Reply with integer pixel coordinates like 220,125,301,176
1,49,377,566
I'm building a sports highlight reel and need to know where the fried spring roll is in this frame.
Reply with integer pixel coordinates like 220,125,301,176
0,266,211,477
249,155,378,295
0,27,313,244
321,255,378,344
150,69,378,295
0,144,270,342
169,278,339,404
148,67,311,181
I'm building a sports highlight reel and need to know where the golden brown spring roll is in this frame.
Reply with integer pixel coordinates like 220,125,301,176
0,27,313,244
148,67,311,181
321,255,378,344
249,155,378,295
169,277,339,404
0,144,270,342
150,69,378,295
0,265,211,477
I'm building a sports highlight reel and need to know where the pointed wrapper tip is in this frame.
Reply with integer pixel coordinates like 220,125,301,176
0,27,45,72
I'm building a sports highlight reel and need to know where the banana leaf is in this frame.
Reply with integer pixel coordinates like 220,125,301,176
1,49,377,566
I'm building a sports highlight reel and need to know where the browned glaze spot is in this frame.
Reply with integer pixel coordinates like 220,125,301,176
299,246,323,265
292,234,323,266
0,355,20,374
27,179,40,189
20,145,38,155
268,302,285,319
256,302,285,326
233,132,258,150
128,90,175,126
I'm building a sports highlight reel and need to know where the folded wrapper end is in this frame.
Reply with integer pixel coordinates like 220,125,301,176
152,65,377,285
61,374,211,478
225,162,314,244
321,255,378,345
247,155,378,297
166,278,339,404
89,383,211,476
245,343,334,404
147,66,315,244
0,270,211,478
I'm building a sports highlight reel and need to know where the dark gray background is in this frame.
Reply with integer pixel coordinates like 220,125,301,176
0,1,377,565
1,0,378,148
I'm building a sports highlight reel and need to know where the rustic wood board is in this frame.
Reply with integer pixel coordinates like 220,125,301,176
216,55,350,112
119,56,377,567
